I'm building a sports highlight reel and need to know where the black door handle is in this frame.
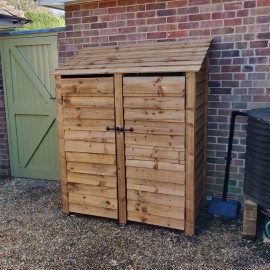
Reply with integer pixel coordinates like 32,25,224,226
106,126,120,131
106,126,133,132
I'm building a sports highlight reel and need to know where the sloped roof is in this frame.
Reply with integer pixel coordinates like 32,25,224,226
0,1,31,27
54,38,212,76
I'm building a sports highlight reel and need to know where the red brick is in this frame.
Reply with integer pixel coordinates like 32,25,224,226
211,27,234,35
118,27,137,34
99,1,117,8
127,19,146,26
108,6,126,14
108,21,126,27
212,11,235,19
146,3,166,10
224,18,242,27
147,32,166,39
157,9,177,17
189,13,210,21
157,24,177,31
167,30,187,38
127,33,147,40
257,15,270,24
250,41,268,48
189,29,210,36
178,6,199,14
137,0,156,4
91,22,108,29
179,22,199,29
200,20,223,28
100,14,116,22
167,0,187,8
237,10,248,17
138,25,156,32
137,11,155,18
127,5,145,12
167,15,188,23
258,0,270,6
189,0,210,5
224,2,243,10
109,34,127,42
244,1,256,8
117,13,135,20
147,17,166,24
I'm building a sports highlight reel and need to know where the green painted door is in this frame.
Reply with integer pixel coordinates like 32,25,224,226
1,34,60,180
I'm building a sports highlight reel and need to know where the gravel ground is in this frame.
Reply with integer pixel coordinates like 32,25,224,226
0,178,269,270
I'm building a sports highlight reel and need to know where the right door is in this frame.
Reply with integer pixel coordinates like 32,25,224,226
123,75,186,230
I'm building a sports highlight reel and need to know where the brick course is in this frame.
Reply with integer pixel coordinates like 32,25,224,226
58,0,270,200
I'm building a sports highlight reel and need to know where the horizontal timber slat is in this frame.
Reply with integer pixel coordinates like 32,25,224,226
69,203,117,219
66,152,116,165
127,178,185,196
128,211,184,230
67,162,116,176
64,130,115,143
63,108,114,120
128,190,184,207
63,96,114,108
123,76,185,97
63,119,114,132
124,109,185,122
67,172,116,187
69,193,117,210
128,200,184,219
126,167,185,184
124,120,185,135
68,183,117,198
126,159,185,172
65,141,115,154
125,145,184,160
60,77,113,95
125,133,184,148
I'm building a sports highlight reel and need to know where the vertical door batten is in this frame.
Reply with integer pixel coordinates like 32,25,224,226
114,73,127,225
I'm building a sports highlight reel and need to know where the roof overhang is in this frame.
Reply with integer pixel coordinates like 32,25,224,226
0,14,32,29
35,0,99,10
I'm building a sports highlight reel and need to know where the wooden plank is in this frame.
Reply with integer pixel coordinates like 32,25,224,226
69,203,117,219
127,178,185,196
126,167,185,184
125,133,185,148
67,162,116,176
123,76,185,97
124,97,184,110
128,200,184,219
67,172,116,187
69,193,117,210
185,72,196,235
125,145,185,161
68,183,117,198
114,73,126,225
128,190,184,207
124,120,185,135
63,108,114,120
63,119,114,132
124,109,185,122
55,76,69,213
65,141,115,154
64,130,115,143
126,160,185,172
60,77,113,95
62,96,114,108
66,152,116,165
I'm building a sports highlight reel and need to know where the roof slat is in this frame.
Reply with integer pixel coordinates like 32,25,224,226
55,39,211,75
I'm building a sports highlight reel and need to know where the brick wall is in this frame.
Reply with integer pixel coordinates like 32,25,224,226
0,58,10,177
58,0,270,200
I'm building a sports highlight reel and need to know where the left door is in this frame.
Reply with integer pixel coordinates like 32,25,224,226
58,76,118,219
2,35,60,180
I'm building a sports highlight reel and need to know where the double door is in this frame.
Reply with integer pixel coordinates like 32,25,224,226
57,74,186,230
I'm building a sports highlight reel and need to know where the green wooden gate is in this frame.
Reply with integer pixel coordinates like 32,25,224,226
1,33,60,180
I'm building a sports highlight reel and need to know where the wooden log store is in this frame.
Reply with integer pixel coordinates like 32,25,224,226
54,39,211,235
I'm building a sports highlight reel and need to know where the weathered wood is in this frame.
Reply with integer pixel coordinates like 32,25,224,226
185,72,196,235
69,203,117,219
63,119,114,132
60,77,113,95
128,190,184,207
62,96,114,108
69,193,118,210
56,76,69,214
67,162,116,176
126,167,185,184
123,76,185,97
127,178,185,196
63,108,114,120
125,120,185,135
64,130,115,143
128,200,184,219
66,152,116,165
125,133,185,148
67,172,116,187
65,141,115,154
68,183,117,198
114,73,126,225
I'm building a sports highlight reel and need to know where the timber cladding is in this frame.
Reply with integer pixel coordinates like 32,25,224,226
54,39,211,235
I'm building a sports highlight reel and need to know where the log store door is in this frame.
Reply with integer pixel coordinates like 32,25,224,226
59,74,186,229
123,75,186,230
1,34,60,180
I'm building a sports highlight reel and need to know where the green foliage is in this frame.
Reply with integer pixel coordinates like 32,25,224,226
22,12,65,30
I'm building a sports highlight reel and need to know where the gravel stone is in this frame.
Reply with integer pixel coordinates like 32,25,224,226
0,178,269,270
